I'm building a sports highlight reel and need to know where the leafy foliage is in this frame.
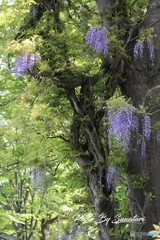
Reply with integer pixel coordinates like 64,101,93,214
0,0,159,239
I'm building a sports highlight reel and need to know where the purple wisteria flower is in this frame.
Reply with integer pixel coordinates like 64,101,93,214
71,224,78,240
32,4,38,19
137,137,141,146
85,26,108,56
157,131,160,145
107,106,139,151
33,168,47,189
137,136,146,158
147,37,154,61
61,225,86,240
142,114,151,140
134,37,155,61
14,52,41,77
107,107,153,158
134,42,144,60
106,167,121,193
33,168,37,187
135,114,151,158
78,225,86,239
107,102,157,159
61,234,69,240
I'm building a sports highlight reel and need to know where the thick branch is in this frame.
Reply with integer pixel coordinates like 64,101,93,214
47,135,69,142
24,68,99,90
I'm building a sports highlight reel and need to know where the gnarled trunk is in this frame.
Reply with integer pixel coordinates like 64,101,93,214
69,78,115,239
75,157,114,240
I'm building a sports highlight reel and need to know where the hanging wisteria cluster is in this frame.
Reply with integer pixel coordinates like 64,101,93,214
107,106,139,152
14,52,41,77
61,234,69,240
107,106,160,158
61,224,86,240
147,37,155,61
157,131,160,145
32,4,38,19
106,167,121,193
71,224,78,240
33,168,53,191
107,106,153,158
142,114,151,140
133,42,144,60
85,27,108,56
134,37,154,61
85,26,155,62
71,224,86,240
33,168,47,189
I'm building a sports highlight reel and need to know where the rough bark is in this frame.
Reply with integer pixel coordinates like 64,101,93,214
69,77,116,239
40,216,58,240
120,0,160,237
94,0,160,238
75,157,113,240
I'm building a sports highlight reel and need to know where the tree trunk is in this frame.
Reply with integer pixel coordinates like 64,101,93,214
75,157,114,240
40,216,58,240
93,0,160,238
120,0,160,237
69,79,115,239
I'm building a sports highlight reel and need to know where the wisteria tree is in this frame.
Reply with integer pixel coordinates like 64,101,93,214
1,0,160,239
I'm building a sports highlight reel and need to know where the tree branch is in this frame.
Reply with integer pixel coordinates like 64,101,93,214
33,128,69,142
47,135,69,142
0,96,18,107
52,154,69,177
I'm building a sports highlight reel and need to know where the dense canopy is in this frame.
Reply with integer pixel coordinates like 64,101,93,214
1,0,160,240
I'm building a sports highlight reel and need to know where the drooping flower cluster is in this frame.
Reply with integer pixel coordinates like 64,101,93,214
142,115,151,140
33,168,47,189
61,234,69,240
107,106,139,151
14,52,41,77
85,27,108,56
134,37,154,61
147,37,155,61
107,106,153,158
72,224,86,240
71,224,78,240
106,167,121,193
33,168,53,191
137,136,146,158
136,114,151,158
32,4,38,19
79,225,86,239
134,42,144,60
157,131,160,145
61,225,86,240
